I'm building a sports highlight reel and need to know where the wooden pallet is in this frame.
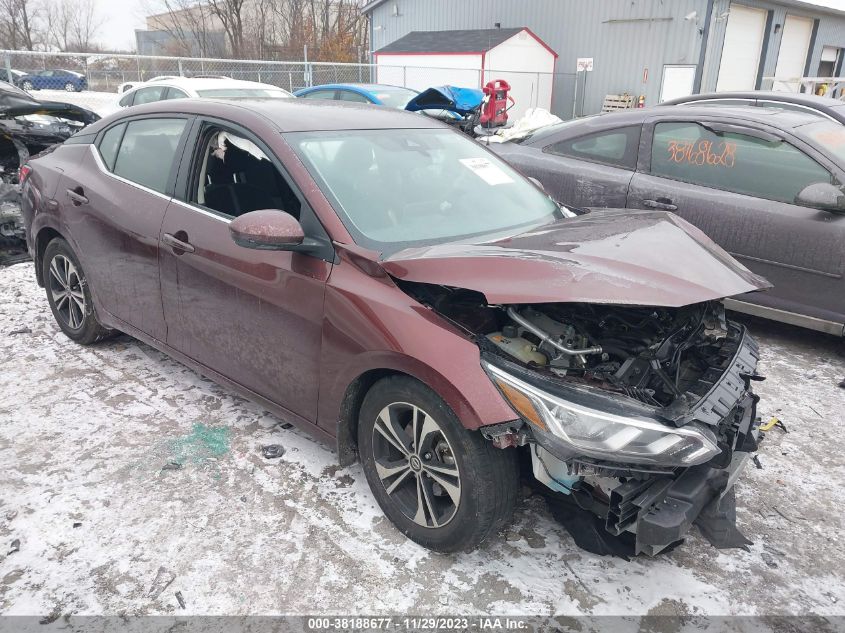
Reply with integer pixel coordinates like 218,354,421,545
601,94,635,112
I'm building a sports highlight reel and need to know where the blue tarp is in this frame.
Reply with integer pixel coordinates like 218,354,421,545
404,85,484,115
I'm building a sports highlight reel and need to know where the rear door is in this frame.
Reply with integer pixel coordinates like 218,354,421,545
627,117,845,325
159,117,333,422
518,125,641,208
57,115,192,341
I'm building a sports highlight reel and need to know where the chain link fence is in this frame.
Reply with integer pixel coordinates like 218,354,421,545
1,49,576,120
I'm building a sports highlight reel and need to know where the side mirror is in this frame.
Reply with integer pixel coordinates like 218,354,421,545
795,182,845,213
229,209,307,250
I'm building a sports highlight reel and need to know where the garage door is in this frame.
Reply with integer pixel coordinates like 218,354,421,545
773,15,814,91
716,5,768,91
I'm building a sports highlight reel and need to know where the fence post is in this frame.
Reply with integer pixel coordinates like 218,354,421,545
4,53,11,84
136,55,141,81
178,58,184,76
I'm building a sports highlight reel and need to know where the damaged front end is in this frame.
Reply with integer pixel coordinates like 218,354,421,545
0,85,99,264
405,281,762,555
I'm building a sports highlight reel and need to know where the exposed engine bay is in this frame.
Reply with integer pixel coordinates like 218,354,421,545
400,280,763,555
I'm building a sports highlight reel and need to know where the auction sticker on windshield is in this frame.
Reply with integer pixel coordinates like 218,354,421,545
459,157,515,185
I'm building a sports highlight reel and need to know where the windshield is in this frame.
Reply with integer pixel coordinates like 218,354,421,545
288,128,560,253
797,120,845,163
370,86,417,109
197,88,291,98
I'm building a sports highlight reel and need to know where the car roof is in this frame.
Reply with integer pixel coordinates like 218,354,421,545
87,97,444,134
558,104,824,129
297,83,413,93
661,90,845,110
130,77,290,92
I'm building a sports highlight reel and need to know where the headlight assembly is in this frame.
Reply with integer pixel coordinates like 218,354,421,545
483,360,720,467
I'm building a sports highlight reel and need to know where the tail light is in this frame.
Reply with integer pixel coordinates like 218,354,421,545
18,164,32,185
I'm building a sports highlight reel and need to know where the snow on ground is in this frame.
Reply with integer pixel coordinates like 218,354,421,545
0,262,844,618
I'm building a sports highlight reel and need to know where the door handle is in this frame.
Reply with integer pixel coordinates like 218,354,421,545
66,187,88,206
642,198,678,211
162,232,195,254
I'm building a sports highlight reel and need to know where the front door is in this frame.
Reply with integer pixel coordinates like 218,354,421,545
627,118,845,324
159,120,331,421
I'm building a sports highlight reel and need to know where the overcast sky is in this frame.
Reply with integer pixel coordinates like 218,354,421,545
96,0,150,52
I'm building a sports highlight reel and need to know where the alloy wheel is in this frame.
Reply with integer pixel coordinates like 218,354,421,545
64,82,75,92
48,254,86,330
22,81,32,91
371,402,461,528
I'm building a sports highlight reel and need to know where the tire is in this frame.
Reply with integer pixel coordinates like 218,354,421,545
64,82,76,92
42,238,114,345
21,80,33,91
358,375,519,553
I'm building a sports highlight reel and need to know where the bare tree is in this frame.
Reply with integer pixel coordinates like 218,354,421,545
206,0,245,58
0,0,41,50
46,0,103,52
144,0,225,58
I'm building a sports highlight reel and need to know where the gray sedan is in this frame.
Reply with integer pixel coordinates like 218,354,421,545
489,106,845,336
659,91,845,124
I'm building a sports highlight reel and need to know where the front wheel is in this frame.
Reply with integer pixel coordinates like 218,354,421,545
64,82,76,92
42,238,115,345
21,80,33,91
358,376,519,553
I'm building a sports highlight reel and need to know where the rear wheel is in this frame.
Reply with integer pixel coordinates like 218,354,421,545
42,238,114,345
358,376,519,552
21,80,33,91
64,82,76,92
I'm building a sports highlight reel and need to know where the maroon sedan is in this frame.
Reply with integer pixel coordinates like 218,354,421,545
21,98,769,555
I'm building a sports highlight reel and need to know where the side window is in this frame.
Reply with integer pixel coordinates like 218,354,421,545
163,88,189,100
299,89,336,100
97,123,125,171
650,122,832,205
190,125,302,220
132,86,166,105
118,92,135,107
338,90,371,103
113,118,187,194
545,126,641,170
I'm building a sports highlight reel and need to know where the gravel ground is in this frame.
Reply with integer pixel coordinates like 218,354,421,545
1,261,844,619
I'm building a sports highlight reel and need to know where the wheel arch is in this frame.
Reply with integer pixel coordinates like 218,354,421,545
34,226,65,287
335,367,407,467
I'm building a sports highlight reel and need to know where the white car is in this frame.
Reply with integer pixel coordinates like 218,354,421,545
110,77,293,114
117,75,180,94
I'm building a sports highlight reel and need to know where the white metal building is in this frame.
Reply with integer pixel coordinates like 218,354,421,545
373,27,558,118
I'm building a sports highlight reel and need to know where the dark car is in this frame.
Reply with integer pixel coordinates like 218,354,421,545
21,98,768,555
18,69,87,92
490,106,845,337
659,90,845,124
0,81,99,263
295,83,419,108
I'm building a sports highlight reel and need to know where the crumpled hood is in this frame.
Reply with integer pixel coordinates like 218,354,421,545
381,209,771,307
